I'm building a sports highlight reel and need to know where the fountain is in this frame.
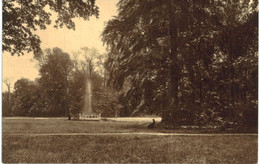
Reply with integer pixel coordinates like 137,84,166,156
78,78,101,121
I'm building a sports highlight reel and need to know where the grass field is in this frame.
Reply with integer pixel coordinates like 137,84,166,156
2,117,258,163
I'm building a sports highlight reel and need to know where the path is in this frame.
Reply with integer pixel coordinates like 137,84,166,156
3,117,162,122
4,132,257,136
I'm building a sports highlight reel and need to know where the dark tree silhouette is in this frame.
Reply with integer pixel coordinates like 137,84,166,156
102,0,258,129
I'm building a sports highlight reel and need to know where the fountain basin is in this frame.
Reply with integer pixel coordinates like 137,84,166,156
78,113,101,121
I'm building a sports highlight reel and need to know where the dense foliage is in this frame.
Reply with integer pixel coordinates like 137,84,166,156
2,0,258,131
2,92,14,116
3,0,99,56
5,47,119,117
102,0,258,129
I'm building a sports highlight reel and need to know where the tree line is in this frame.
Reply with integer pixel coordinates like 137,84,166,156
3,47,119,117
2,0,258,131
102,0,258,129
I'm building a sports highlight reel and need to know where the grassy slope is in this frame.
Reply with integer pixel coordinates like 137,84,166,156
2,118,258,163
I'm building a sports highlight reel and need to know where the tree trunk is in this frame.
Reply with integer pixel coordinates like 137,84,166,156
243,67,248,104
7,86,10,116
166,0,180,127
199,73,203,106
64,75,69,118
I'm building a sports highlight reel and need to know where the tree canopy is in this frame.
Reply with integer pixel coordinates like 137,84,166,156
6,47,119,117
102,0,258,128
2,0,258,131
3,0,99,56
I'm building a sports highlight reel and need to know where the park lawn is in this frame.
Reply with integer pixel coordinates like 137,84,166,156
2,118,258,163
2,134,257,163
3,117,253,134
2,117,152,134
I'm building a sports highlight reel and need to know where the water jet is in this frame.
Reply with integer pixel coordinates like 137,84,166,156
78,78,101,121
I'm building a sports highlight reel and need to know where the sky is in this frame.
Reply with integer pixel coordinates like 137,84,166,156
2,0,119,92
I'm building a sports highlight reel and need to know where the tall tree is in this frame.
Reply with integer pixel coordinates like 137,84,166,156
69,47,118,116
2,92,14,116
36,47,73,116
103,0,258,128
12,78,35,116
3,78,14,116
